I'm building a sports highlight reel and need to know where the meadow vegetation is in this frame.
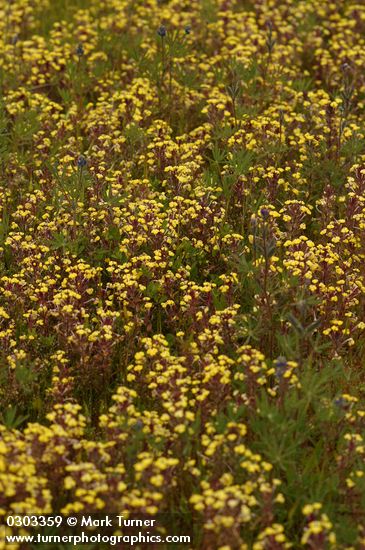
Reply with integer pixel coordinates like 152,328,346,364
1,0,365,547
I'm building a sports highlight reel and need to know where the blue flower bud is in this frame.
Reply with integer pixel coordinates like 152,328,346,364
157,25,167,38
275,356,287,380
76,44,84,57
77,155,87,168
260,207,270,220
